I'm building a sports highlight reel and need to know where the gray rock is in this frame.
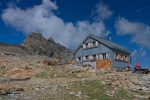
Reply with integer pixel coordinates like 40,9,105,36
21,32,72,63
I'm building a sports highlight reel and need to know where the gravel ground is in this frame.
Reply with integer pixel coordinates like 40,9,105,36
0,54,150,100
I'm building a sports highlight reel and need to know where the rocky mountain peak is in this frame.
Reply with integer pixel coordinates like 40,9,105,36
22,32,72,60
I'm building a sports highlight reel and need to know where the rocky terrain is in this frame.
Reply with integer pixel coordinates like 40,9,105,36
22,32,72,60
0,43,29,55
0,32,72,64
0,53,150,100
0,32,150,100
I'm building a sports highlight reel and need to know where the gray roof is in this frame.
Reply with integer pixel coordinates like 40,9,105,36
74,34,130,54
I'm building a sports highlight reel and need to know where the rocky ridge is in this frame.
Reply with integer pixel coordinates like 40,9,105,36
0,32,72,63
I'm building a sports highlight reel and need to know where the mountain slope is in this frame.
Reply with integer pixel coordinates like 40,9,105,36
21,32,72,59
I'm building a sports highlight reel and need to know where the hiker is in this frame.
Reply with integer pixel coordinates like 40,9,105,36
134,62,140,72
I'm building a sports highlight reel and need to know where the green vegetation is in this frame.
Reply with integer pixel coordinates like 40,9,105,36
115,88,134,100
34,71,48,78
67,80,135,100
33,65,147,100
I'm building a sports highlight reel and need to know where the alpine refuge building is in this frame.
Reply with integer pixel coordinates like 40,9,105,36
72,34,131,70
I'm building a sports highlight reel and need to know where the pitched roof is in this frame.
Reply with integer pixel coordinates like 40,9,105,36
74,34,130,54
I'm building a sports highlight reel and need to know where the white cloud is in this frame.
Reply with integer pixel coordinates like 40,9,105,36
94,2,113,20
115,17,150,49
2,0,109,49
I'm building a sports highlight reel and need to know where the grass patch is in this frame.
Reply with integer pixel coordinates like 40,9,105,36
68,80,135,100
68,80,113,100
36,80,136,100
114,88,134,100
34,71,48,78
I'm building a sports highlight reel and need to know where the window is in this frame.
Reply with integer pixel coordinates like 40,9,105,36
83,41,98,49
85,43,88,48
125,56,128,61
83,56,86,61
95,41,99,46
89,55,93,60
106,53,109,59
115,53,128,62
93,41,96,47
91,42,93,47
98,53,108,59
116,54,121,60
78,57,81,61
121,55,124,60
116,54,118,59
93,55,96,60
96,54,99,59
123,55,126,61
102,53,106,59
82,44,86,49
88,43,91,48
85,56,89,60
99,54,103,59
93,41,98,47
76,57,81,62
76,58,79,62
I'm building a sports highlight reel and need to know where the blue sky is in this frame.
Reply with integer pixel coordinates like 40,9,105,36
0,0,150,68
